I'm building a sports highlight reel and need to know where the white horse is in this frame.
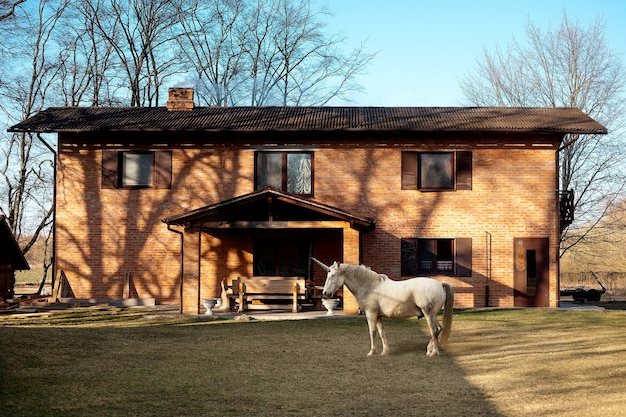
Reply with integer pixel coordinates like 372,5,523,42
312,258,454,357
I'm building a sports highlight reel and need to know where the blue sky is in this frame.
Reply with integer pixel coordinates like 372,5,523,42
318,0,626,106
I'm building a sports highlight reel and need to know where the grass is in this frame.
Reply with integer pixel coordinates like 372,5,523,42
1,308,626,417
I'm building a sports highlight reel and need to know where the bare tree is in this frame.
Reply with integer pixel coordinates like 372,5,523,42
0,0,68,291
460,13,626,257
245,0,373,106
83,0,182,106
55,2,118,106
560,197,626,275
0,0,26,21
176,0,247,106
267,0,367,105
176,0,374,106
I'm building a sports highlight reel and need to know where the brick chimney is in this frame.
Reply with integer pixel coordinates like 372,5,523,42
166,87,194,110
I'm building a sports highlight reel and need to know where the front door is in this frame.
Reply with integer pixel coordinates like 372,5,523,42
514,238,550,307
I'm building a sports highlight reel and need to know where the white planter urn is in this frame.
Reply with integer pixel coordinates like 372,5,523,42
202,298,220,316
321,298,340,315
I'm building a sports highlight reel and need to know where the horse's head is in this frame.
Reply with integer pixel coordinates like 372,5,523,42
311,257,344,297
322,263,345,299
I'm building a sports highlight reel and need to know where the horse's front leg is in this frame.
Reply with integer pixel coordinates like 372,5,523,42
376,317,389,355
365,312,378,356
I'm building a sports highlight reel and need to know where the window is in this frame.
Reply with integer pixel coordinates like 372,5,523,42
401,151,472,191
401,237,472,277
420,153,454,190
122,152,154,187
102,150,172,189
256,152,313,195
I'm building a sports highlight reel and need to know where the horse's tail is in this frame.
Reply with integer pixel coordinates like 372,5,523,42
439,282,454,347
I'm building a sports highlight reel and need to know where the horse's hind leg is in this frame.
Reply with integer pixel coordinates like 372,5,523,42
424,313,442,357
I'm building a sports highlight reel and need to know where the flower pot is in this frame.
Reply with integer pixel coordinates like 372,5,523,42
202,298,219,315
321,298,340,315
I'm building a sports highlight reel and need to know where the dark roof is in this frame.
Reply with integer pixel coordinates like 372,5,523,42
163,188,375,232
9,106,607,134
0,215,30,271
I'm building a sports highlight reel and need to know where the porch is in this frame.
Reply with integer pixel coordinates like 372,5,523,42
162,188,375,315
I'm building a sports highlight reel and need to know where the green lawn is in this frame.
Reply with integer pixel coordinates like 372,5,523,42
1,308,625,417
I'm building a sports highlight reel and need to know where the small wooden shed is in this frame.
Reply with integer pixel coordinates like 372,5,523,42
0,215,30,300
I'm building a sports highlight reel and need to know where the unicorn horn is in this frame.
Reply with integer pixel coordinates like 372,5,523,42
311,257,331,272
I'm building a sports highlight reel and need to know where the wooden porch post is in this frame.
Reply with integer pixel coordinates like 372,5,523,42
182,229,201,314
342,226,361,314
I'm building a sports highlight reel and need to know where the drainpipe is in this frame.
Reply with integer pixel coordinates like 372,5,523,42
36,133,57,295
165,222,184,314
485,231,492,307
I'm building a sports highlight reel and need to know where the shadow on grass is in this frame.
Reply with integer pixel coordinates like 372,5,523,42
0,313,503,417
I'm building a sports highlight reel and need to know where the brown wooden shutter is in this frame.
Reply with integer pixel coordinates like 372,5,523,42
102,150,119,189
456,151,472,190
401,152,418,190
455,237,472,277
401,238,418,276
155,151,172,189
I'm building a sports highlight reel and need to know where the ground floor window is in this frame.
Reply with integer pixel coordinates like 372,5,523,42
401,237,472,277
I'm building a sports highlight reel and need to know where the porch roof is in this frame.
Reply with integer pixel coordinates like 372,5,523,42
162,188,375,232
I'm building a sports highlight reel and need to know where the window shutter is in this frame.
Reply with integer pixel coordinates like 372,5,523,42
102,150,119,189
401,238,418,276
456,151,472,190
455,237,472,277
155,151,172,189
401,152,418,190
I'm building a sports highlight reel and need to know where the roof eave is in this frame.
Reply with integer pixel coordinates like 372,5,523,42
7,127,608,135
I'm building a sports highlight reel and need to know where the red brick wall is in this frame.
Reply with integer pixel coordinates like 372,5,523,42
55,133,560,309
314,146,559,308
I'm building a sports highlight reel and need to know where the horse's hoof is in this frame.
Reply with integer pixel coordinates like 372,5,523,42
367,351,375,357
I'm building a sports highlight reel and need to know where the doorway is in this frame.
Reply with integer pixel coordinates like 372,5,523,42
253,236,312,278
514,238,550,307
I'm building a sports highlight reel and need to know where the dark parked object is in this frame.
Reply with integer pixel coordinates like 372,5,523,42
560,271,606,302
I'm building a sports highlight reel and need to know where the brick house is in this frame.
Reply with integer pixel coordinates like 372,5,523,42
10,88,606,314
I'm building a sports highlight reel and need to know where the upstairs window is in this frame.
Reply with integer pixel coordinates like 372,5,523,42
402,151,472,191
401,237,472,277
102,150,172,189
420,153,454,190
122,152,154,187
256,152,313,195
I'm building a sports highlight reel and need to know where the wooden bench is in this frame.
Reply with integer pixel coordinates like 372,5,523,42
223,276,307,313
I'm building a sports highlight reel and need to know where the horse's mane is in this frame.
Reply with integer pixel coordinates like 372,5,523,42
340,263,388,286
